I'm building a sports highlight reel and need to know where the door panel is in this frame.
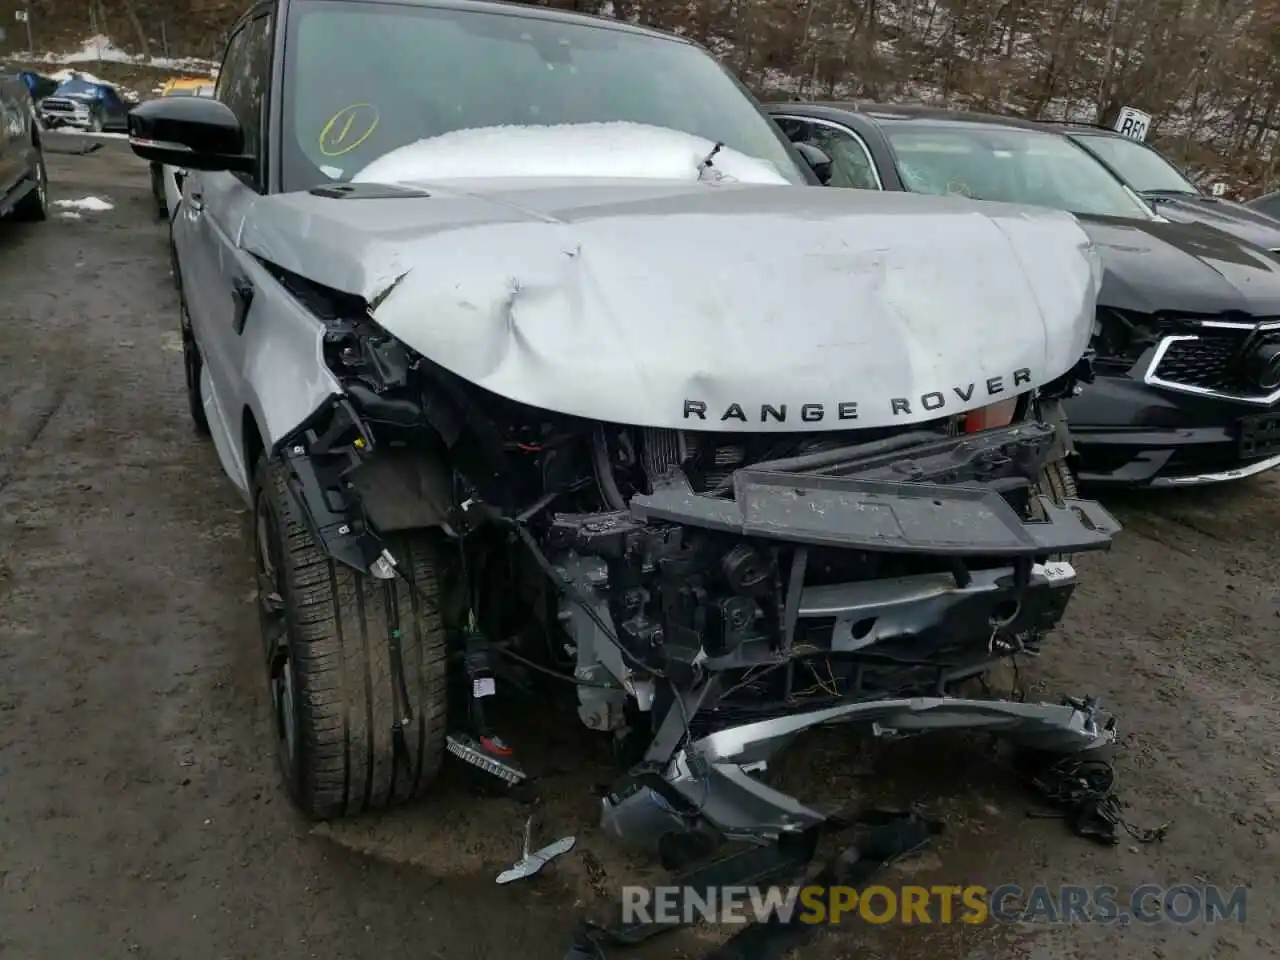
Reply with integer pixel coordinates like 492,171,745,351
197,172,261,479
0,84,21,194
196,9,274,489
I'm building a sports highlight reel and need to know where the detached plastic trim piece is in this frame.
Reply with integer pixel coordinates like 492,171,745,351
631,471,1120,556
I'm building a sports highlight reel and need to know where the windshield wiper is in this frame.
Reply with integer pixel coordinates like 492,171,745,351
1141,188,1199,197
700,141,724,173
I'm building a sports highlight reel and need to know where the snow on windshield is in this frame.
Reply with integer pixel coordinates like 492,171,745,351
351,122,791,186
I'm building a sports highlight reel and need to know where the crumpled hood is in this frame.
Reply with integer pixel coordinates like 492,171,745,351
1141,192,1280,252
241,181,1101,432
1079,215,1280,316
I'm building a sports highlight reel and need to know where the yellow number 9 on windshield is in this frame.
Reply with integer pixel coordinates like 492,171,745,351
319,103,379,157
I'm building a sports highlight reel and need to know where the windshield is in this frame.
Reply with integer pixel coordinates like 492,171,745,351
55,78,107,99
880,122,1153,219
1072,134,1198,195
280,0,806,191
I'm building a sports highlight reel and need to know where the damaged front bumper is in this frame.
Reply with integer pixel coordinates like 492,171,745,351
603,694,1115,847
566,423,1122,850
631,467,1117,555
554,422,1120,697
275,396,1123,853
1066,366,1280,487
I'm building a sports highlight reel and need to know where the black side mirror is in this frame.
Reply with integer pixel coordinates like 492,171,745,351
127,96,254,173
794,141,833,185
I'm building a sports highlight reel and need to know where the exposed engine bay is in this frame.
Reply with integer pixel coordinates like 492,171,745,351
269,270,1121,850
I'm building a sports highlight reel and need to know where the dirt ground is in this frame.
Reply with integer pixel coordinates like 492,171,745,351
0,142,1277,960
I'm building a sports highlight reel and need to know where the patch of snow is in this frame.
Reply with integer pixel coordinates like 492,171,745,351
1037,100,1102,123
59,212,82,220
50,130,130,141
31,35,217,74
54,196,114,212
52,35,135,66
761,68,802,96
50,67,109,85
353,122,791,186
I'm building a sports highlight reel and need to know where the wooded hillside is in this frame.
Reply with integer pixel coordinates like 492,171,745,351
5,0,1279,193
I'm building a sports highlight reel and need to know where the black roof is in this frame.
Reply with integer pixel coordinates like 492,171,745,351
766,101,1150,144
768,101,1051,131
1039,121,1129,139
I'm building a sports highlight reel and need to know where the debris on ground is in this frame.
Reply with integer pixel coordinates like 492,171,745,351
496,807,576,885
1019,750,1172,846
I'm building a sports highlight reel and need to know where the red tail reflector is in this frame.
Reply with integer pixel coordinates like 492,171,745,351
963,398,1019,433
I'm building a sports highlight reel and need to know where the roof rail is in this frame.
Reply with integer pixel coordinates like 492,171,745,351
1033,118,1114,132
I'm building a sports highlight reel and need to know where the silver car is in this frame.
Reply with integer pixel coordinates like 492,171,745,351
149,83,216,221
127,0,1120,841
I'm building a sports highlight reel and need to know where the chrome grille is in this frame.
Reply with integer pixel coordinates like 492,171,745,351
1151,336,1239,390
1146,322,1280,404
40,98,81,113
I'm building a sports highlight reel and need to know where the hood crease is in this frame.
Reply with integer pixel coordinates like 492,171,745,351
242,183,1101,432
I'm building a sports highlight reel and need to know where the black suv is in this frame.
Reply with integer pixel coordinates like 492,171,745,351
0,72,48,223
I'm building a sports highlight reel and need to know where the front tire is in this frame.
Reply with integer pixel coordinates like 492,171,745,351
173,231,211,437
150,162,168,220
12,149,47,222
180,312,211,437
958,454,1080,699
1036,456,1079,504
1032,456,1079,562
252,456,449,819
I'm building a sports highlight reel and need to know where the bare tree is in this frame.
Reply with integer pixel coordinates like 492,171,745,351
17,0,1280,193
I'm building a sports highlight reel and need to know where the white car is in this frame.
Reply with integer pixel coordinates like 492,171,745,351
127,0,1122,838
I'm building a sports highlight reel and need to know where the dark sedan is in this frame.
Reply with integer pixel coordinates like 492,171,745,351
1245,189,1280,221
767,102,1280,487
1052,123,1280,253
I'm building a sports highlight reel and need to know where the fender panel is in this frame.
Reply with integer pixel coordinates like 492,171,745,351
237,252,345,455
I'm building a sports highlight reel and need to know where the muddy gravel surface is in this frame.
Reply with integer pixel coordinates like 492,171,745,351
0,142,1277,960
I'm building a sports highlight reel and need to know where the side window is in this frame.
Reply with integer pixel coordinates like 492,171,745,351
215,13,274,189
1252,193,1280,221
808,125,881,191
215,28,247,109
772,117,811,143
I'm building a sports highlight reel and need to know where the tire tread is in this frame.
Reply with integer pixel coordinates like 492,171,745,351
266,461,447,819
12,149,46,223
1032,456,1080,562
